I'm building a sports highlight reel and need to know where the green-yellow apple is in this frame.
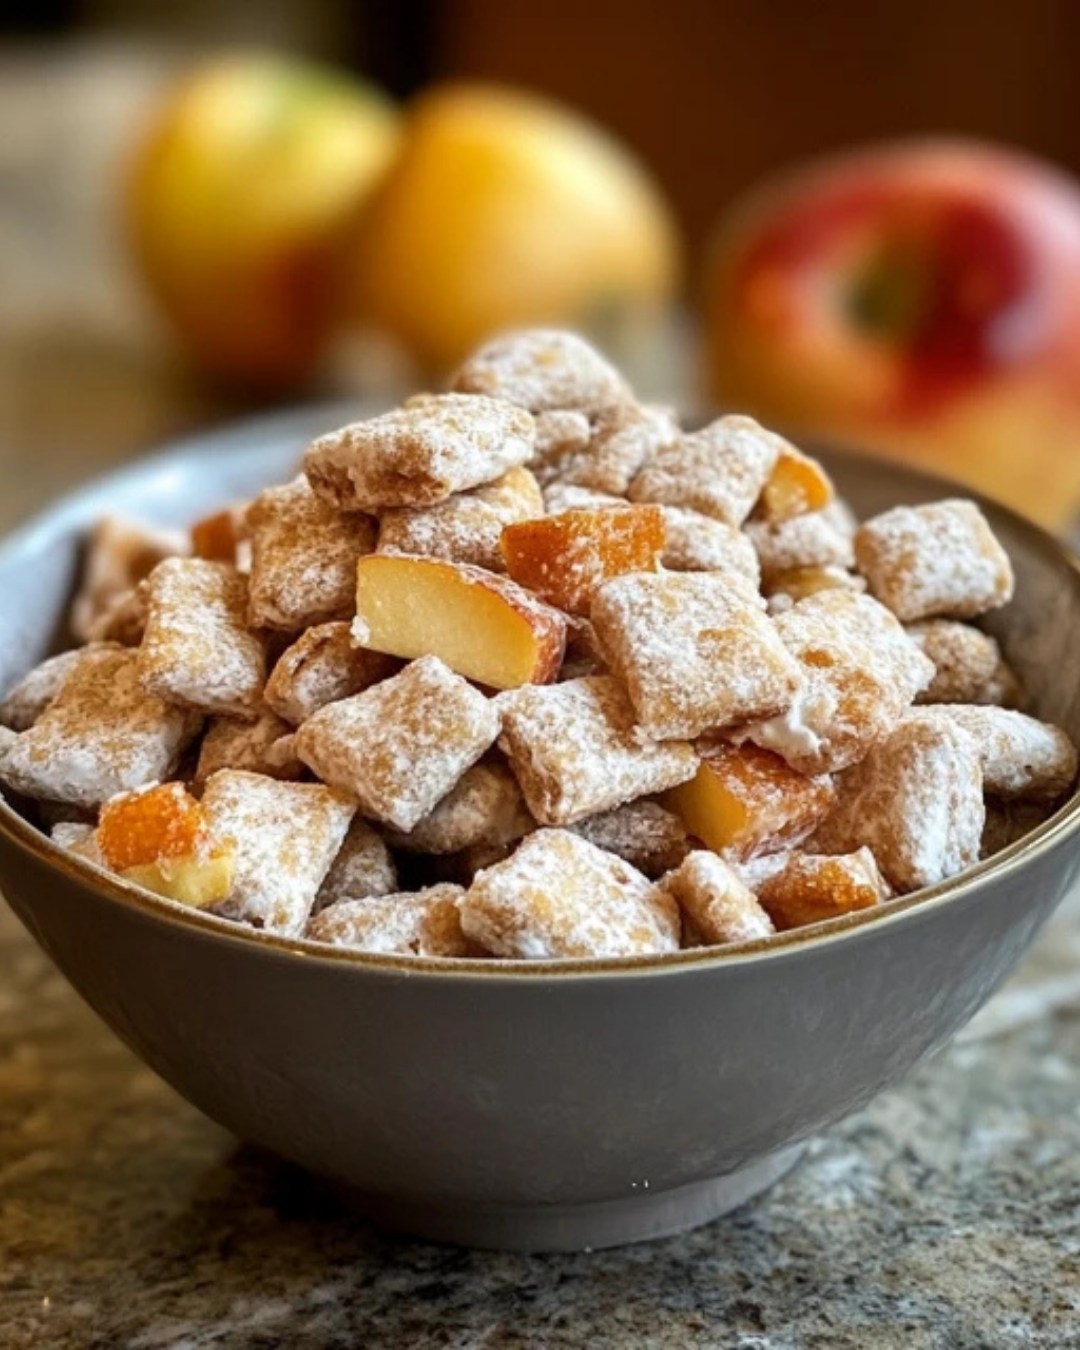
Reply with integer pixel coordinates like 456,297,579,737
348,83,680,372
127,55,400,389
704,142,1080,528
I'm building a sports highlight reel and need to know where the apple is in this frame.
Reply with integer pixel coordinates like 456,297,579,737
348,82,679,372
704,142,1080,529
126,55,400,389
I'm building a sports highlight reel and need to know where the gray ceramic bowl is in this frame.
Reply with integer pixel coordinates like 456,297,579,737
2,407,1079,1253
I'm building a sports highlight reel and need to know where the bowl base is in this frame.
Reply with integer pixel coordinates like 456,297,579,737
347,1143,806,1252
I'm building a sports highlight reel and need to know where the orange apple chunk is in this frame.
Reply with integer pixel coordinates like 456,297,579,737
664,743,834,860
757,446,834,522
98,781,234,908
352,554,566,689
500,505,664,616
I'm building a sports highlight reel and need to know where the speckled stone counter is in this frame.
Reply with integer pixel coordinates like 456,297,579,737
2,894,1078,1350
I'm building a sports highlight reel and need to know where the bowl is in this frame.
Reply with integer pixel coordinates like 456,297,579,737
2,406,1080,1253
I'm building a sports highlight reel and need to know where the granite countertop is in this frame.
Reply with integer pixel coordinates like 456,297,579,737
2,892,1079,1349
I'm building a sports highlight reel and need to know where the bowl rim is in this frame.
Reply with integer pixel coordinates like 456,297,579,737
2,404,1080,982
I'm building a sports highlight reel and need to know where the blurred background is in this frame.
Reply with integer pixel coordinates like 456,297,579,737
4,0,1080,527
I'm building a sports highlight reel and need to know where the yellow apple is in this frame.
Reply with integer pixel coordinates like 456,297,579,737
349,83,679,372
126,55,399,389
704,142,1080,529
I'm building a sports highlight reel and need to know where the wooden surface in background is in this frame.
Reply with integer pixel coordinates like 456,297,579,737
441,0,1080,256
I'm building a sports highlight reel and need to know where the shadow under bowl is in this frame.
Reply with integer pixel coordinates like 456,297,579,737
1,405,1079,1252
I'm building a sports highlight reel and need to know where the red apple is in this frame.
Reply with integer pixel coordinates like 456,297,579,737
703,142,1080,529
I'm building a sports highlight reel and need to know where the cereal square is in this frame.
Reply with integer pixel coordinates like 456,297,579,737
591,571,802,740
246,475,376,630
377,466,543,573
264,622,399,726
450,329,628,415
746,500,856,582
304,393,535,512
661,850,775,944
201,769,355,935
570,799,690,878
0,646,199,808
313,817,398,911
810,714,985,893
295,655,500,831
139,559,266,718
659,507,761,582
854,499,1014,621
744,590,935,774
907,621,1020,706
195,708,302,782
306,885,476,956
460,828,680,959
555,402,679,495
497,675,698,825
915,706,1077,801
70,515,187,643
1,646,102,732
628,415,785,525
385,760,531,855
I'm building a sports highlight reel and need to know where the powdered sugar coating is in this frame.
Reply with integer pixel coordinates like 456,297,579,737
659,507,761,582
498,676,697,826
746,500,856,581
386,760,529,855
661,850,774,944
246,476,376,631
811,716,985,894
592,571,802,741
628,415,783,526
295,655,500,831
765,566,866,608
307,886,475,957
542,482,623,514
854,499,1015,622
264,622,399,726
304,394,535,512
907,621,1020,706
555,403,679,496
461,828,680,959
757,848,890,930
88,582,150,646
0,647,103,732
0,646,199,808
50,819,103,866
195,709,302,782
914,706,1078,801
139,559,266,718
744,590,935,774
450,329,629,415
70,514,187,643
570,799,690,878
314,817,398,912
532,410,595,485
377,466,543,573
202,769,354,935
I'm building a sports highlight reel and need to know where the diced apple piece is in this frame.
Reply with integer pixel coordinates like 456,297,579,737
353,554,566,689
757,849,889,930
757,446,834,522
500,505,664,615
98,781,234,908
191,507,243,563
664,743,834,860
